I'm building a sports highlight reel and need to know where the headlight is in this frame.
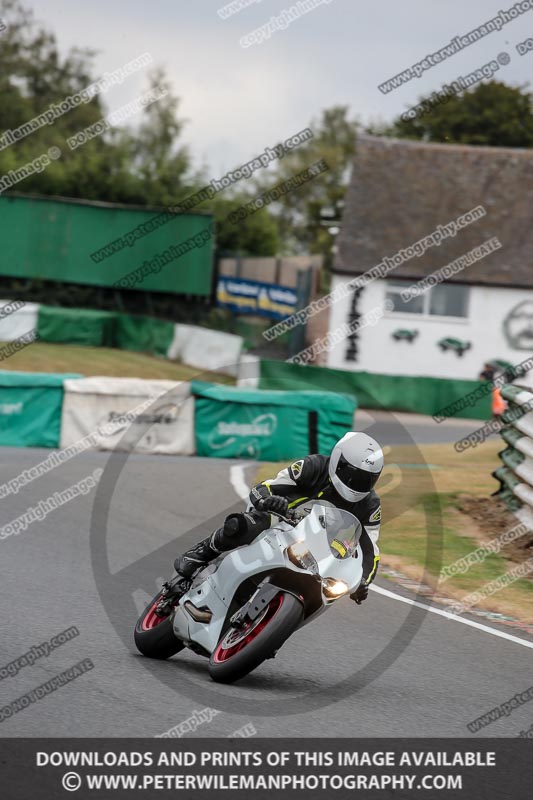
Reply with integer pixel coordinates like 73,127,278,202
287,543,319,573
322,578,349,598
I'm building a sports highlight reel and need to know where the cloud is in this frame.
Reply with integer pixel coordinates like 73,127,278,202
25,0,533,173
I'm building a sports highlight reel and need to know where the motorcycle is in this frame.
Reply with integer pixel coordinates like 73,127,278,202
134,501,364,683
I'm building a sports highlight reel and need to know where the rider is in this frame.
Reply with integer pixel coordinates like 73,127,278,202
164,432,383,606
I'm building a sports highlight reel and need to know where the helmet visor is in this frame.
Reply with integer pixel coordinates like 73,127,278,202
336,454,380,493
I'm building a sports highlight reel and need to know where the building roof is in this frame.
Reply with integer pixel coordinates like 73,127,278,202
334,135,533,288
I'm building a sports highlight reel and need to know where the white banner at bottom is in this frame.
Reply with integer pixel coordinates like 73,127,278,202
60,377,195,455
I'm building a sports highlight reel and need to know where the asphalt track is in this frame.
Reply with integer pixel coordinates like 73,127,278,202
0,416,531,739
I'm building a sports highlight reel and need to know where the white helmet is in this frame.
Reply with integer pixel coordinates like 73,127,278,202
328,432,384,502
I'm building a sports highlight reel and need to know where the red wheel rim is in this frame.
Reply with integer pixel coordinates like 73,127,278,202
141,596,168,630
212,594,284,663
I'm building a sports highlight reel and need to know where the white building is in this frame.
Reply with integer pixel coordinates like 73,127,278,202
328,136,533,380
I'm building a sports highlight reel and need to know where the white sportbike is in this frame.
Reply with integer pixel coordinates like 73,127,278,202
134,502,364,683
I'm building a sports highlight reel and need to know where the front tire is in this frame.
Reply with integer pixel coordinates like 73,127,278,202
134,592,185,659
208,591,303,683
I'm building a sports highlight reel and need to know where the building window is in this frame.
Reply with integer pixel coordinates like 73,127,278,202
385,281,469,318
385,284,424,314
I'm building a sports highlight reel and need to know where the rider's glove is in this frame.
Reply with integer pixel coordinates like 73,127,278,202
261,495,289,516
350,580,369,605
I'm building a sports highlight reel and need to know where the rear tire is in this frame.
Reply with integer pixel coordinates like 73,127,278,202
134,592,185,659
208,591,303,684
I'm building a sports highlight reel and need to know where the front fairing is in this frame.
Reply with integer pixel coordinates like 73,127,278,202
274,504,363,593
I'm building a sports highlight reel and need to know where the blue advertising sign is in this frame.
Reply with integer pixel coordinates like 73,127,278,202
217,276,298,320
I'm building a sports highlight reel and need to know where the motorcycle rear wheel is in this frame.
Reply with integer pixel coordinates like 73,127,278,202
208,591,303,683
134,592,185,659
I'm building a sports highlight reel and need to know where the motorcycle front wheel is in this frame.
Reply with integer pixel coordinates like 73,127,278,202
134,592,185,659
208,591,303,683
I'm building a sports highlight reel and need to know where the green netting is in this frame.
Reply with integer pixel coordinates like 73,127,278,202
0,370,81,447
259,360,492,420
37,306,116,347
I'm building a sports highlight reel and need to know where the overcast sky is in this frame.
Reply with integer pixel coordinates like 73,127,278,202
27,0,533,174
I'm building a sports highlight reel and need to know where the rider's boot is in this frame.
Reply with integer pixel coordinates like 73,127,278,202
173,516,241,579
156,515,253,616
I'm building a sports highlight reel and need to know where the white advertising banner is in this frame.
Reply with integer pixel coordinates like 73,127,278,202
60,377,195,455
167,324,243,375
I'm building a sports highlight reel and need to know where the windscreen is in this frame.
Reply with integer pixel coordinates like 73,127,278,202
319,505,361,559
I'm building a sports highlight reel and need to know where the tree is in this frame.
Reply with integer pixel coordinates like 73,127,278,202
0,0,305,259
0,0,196,204
254,106,359,264
388,81,533,148
127,68,193,206
211,195,280,257
0,0,107,196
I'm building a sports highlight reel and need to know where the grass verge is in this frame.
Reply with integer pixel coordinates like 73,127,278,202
0,341,234,383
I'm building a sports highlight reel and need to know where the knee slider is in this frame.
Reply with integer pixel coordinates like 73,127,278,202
212,515,245,551
223,514,244,537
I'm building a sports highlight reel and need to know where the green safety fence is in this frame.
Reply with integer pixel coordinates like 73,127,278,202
113,313,174,357
36,306,174,357
259,360,492,420
37,306,116,347
0,371,81,447
191,380,356,461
